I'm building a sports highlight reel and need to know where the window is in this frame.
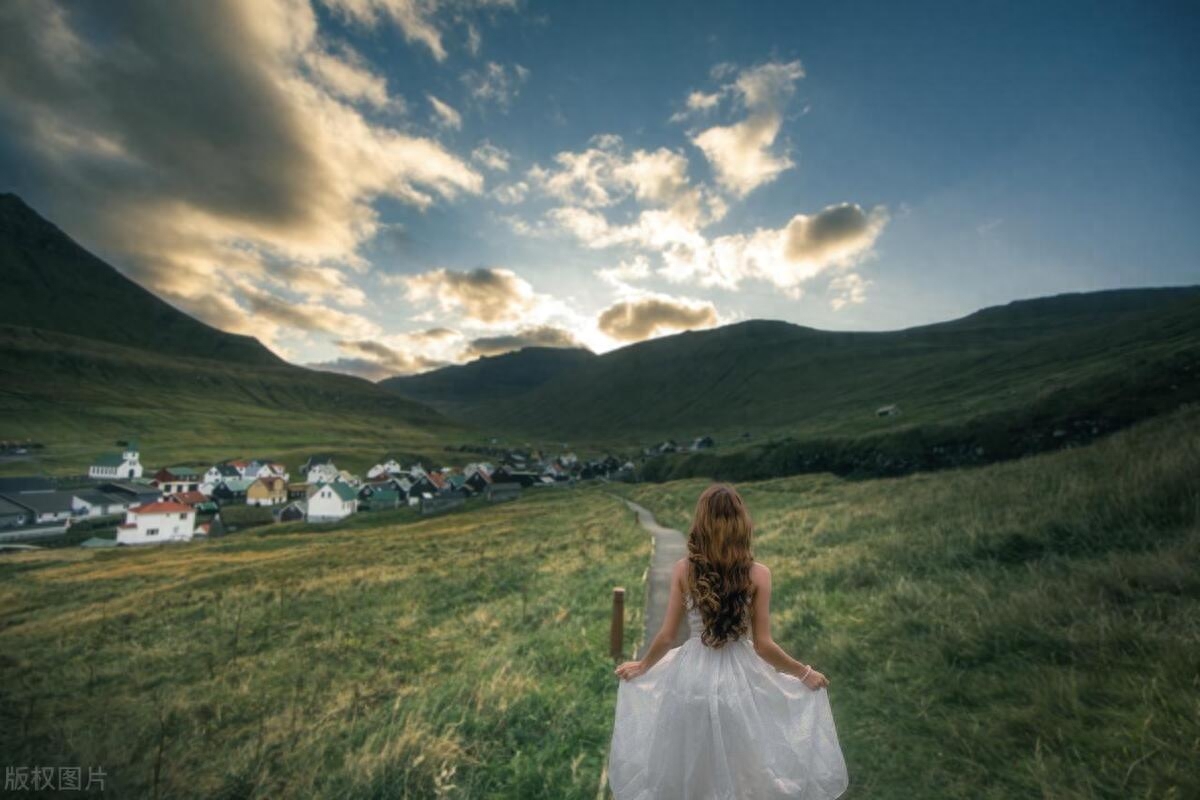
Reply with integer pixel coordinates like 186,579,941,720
179,513,187,519
147,528,159,536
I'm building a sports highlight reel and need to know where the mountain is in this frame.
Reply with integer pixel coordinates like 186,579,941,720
381,346,597,412
0,194,463,474
0,193,278,365
382,286,1200,460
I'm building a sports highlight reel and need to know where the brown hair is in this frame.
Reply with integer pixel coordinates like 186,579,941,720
685,483,755,648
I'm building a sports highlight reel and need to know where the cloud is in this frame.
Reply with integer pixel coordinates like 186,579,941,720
670,89,723,122
828,272,870,310
320,0,517,62
393,267,547,324
462,61,529,109
427,94,462,129
471,141,511,171
691,60,805,196
240,286,382,339
492,181,529,204
0,0,484,354
597,255,652,289
597,294,719,342
465,325,582,356
305,45,395,109
658,203,889,296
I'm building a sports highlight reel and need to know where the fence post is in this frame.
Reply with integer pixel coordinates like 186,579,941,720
609,587,625,660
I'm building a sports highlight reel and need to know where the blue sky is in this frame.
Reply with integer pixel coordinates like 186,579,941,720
1,0,1197,377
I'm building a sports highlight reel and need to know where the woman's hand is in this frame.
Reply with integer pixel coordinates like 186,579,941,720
800,666,830,690
614,660,646,681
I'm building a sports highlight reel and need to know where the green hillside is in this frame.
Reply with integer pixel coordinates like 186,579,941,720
381,346,597,412
0,193,277,365
0,195,468,474
385,287,1200,465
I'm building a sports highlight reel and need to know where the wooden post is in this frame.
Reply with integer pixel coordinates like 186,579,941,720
609,587,625,660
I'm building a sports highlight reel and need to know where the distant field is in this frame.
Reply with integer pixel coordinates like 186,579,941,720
0,488,649,798
0,326,476,477
615,405,1200,798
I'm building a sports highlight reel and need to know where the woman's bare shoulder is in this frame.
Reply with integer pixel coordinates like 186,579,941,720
750,560,771,582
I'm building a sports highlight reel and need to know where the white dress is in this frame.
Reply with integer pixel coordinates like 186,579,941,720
608,594,849,799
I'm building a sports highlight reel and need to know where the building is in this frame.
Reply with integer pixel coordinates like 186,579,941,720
211,478,255,503
88,442,143,480
366,458,403,479
246,476,287,506
307,482,357,522
117,501,196,545
97,481,161,506
153,467,202,496
274,501,307,523
0,497,31,529
3,491,76,525
203,464,241,487
301,454,338,483
71,490,130,518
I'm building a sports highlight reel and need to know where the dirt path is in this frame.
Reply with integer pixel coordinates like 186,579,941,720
622,499,690,659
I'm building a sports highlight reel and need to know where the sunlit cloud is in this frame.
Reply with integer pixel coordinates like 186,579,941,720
596,293,720,342
465,325,583,357
427,94,462,129
462,61,529,109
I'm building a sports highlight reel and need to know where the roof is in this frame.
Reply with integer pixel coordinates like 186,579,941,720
0,477,54,493
73,489,125,506
210,464,240,476
131,501,195,515
364,489,400,504
321,482,358,502
98,481,160,498
169,491,209,506
0,497,30,516
1,490,76,513
219,478,256,492
160,467,202,480
92,453,126,467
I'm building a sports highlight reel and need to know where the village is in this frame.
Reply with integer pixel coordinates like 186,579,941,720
0,435,719,547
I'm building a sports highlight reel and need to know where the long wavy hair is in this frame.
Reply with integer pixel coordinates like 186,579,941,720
685,483,755,648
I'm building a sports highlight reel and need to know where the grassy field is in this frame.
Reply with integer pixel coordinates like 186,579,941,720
0,487,649,799
614,404,1200,799
0,325,477,477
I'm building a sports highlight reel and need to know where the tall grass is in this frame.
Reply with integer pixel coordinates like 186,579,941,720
618,404,1200,799
0,488,648,798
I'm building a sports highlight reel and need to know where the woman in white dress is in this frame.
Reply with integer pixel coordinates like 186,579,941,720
608,483,849,799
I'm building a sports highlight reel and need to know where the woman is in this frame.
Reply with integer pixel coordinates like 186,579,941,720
608,483,849,799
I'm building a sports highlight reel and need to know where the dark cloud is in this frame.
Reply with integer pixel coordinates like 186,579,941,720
398,267,545,323
465,325,582,357
329,338,449,378
597,296,718,342
783,203,886,264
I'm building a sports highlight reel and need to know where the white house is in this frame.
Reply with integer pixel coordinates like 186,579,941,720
253,462,289,482
71,490,130,518
116,501,196,545
88,443,143,480
305,462,339,484
367,458,403,479
307,482,358,522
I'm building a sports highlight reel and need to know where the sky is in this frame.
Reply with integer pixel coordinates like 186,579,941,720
1,0,1198,379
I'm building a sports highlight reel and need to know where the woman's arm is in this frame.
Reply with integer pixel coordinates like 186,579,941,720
750,563,830,690
615,559,687,680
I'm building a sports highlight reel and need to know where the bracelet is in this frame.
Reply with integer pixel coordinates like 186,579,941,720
799,665,812,681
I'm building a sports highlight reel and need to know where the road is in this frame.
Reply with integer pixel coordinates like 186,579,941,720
622,499,691,659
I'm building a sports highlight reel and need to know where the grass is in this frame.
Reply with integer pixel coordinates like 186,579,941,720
0,487,649,798
614,404,1200,799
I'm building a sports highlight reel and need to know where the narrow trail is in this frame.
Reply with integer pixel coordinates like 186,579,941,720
622,499,690,659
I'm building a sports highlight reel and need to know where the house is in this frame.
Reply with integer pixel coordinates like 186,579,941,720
690,436,715,451
211,478,255,503
116,501,195,545
0,497,31,529
336,469,360,487
366,458,403,479
97,481,161,506
287,482,317,501
360,489,402,512
3,491,77,525
491,467,539,487
274,501,307,523
307,482,357,522
153,467,202,496
71,490,130,518
202,462,240,489
88,442,143,480
359,478,409,502
464,468,492,494
301,455,338,483
253,461,289,482
246,476,287,507
876,404,901,417
168,491,218,513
